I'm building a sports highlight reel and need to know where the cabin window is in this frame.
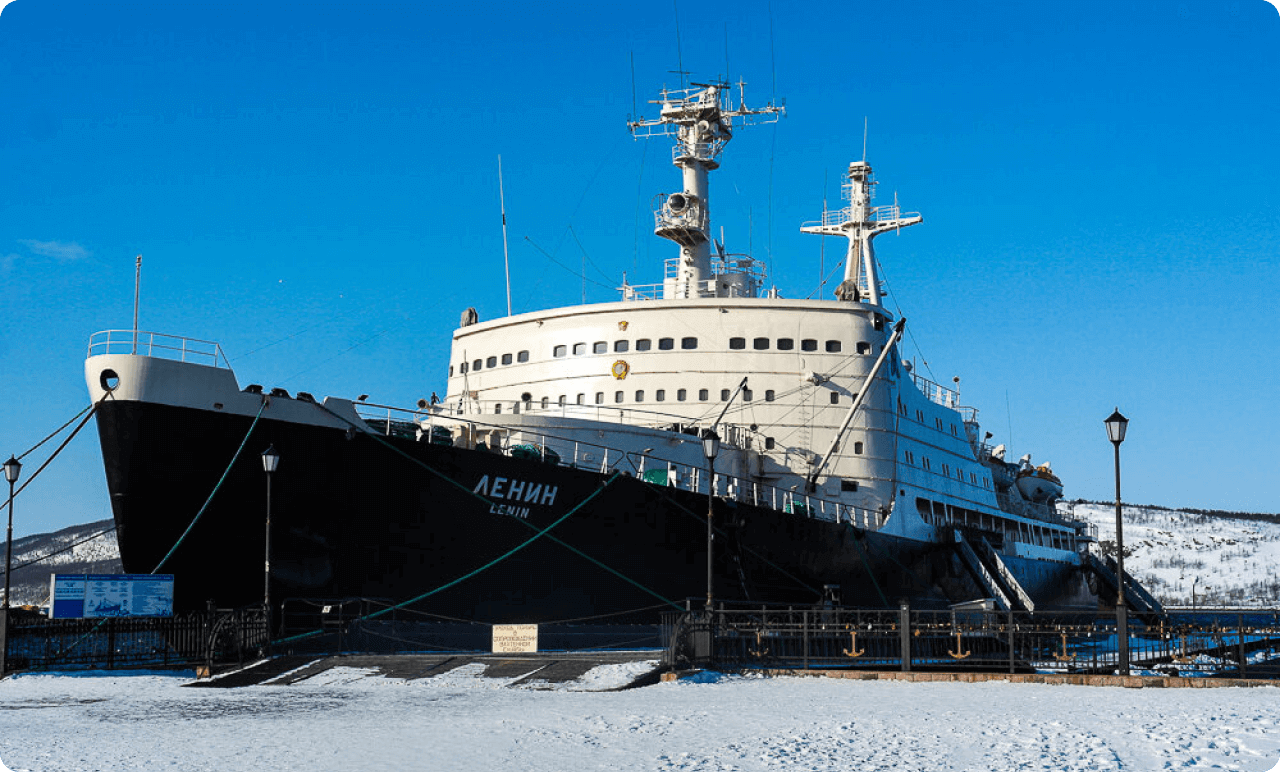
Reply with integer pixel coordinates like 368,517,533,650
656,389,666,401
721,389,731,400
677,388,687,401
743,388,753,402
593,341,607,354
829,392,839,404
923,457,932,471
904,450,915,464
595,392,604,404
916,409,924,422
486,356,497,368
753,337,769,350
765,390,775,401
856,341,871,354
699,389,709,401
970,472,978,484
899,401,908,416
729,337,746,350
573,343,587,356
540,397,549,409
801,339,818,352
943,463,951,476
982,477,990,489
841,480,859,492
553,345,567,358
681,337,697,350
558,395,566,406
936,417,944,430
951,425,959,436
473,359,482,371
658,337,675,350
449,365,455,377
576,393,584,405
494,404,501,414
501,353,513,365
635,390,645,401
853,441,863,454
777,338,794,351
874,317,884,331
636,339,652,351
825,340,842,352
614,340,629,352
614,391,624,404
765,437,776,450
517,350,530,362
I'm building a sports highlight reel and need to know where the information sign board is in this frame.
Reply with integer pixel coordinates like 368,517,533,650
492,624,538,653
49,574,174,618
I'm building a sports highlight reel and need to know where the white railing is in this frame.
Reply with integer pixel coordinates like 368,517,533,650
87,330,230,369
352,401,886,531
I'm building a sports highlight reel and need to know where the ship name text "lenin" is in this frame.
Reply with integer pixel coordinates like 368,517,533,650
472,475,559,519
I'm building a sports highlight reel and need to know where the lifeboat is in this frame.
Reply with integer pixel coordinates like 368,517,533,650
1016,462,1063,503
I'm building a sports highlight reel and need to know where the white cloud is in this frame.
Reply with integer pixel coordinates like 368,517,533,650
18,239,91,261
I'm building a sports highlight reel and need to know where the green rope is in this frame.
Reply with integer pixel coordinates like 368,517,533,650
152,398,268,574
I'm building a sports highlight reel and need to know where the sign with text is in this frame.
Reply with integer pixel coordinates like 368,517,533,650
49,574,174,619
492,624,538,653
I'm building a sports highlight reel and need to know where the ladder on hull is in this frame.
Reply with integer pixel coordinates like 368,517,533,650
1084,552,1164,616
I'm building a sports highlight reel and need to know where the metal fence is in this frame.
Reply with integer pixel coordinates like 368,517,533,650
1,606,268,674
663,604,1280,679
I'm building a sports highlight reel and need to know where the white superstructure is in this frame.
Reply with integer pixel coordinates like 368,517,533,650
435,81,1088,560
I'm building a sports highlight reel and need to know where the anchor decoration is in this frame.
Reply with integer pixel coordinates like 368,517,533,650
1172,634,1194,664
947,629,971,659
748,629,769,658
842,626,865,658
1051,631,1077,662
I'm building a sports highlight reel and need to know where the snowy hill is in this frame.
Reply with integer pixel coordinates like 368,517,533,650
0,519,121,608
1060,501,1280,607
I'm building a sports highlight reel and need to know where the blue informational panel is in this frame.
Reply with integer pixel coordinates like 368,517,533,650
49,574,175,618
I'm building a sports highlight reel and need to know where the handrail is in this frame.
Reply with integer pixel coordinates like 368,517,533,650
87,330,230,369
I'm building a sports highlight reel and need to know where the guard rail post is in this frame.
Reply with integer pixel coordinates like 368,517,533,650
1007,610,1016,674
899,602,912,672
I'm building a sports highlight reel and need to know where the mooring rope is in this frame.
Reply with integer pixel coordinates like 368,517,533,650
151,397,268,574
2,395,106,518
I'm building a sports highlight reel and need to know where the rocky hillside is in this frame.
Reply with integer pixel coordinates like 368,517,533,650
1,519,121,608
1061,501,1280,607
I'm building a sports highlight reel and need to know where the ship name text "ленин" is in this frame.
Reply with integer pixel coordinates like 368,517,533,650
473,475,558,519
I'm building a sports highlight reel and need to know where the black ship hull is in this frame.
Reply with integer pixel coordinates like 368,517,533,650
95,400,1094,621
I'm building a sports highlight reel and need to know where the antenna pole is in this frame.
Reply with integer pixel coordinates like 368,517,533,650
862,117,868,163
499,156,512,317
132,254,142,354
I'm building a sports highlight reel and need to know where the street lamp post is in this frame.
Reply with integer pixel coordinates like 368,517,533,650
701,429,720,612
261,445,280,638
3,456,21,612
1104,409,1129,676
2,455,21,678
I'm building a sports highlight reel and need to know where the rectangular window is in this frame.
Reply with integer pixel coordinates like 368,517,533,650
593,341,607,354
473,359,482,371
449,365,454,377
635,390,645,401
595,392,604,404
558,395,566,406
636,339,652,351
553,345,567,358
540,397,549,408
460,362,468,373
801,339,817,352
753,337,769,350
517,350,530,362
495,403,501,414
743,388,753,402
501,353,513,365
765,390,775,401
825,340,842,352
614,340,629,352
853,441,863,454
573,343,587,355
856,342,870,354
916,410,924,422
829,392,839,404
923,458,931,471
777,338,794,351
576,393,584,404
655,389,666,401
699,389,709,401
943,463,951,476
681,337,697,350
677,388,687,401
615,391,624,404
765,437,776,450
729,337,746,350
936,417,944,430
841,480,859,492
486,356,497,368
658,337,675,350
721,389,730,401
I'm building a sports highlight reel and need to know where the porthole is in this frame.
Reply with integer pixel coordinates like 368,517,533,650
100,369,120,392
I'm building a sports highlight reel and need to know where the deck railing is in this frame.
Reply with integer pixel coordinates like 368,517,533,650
87,330,230,369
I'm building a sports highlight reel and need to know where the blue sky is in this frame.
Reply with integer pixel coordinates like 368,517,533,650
1,0,1277,538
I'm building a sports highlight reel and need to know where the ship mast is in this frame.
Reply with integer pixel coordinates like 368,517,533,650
629,81,783,300
801,162,922,305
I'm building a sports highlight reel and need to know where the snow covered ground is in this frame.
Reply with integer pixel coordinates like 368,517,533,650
2,668,1279,771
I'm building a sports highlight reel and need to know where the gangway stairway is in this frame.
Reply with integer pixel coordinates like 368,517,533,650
1084,552,1164,617
952,529,1036,613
